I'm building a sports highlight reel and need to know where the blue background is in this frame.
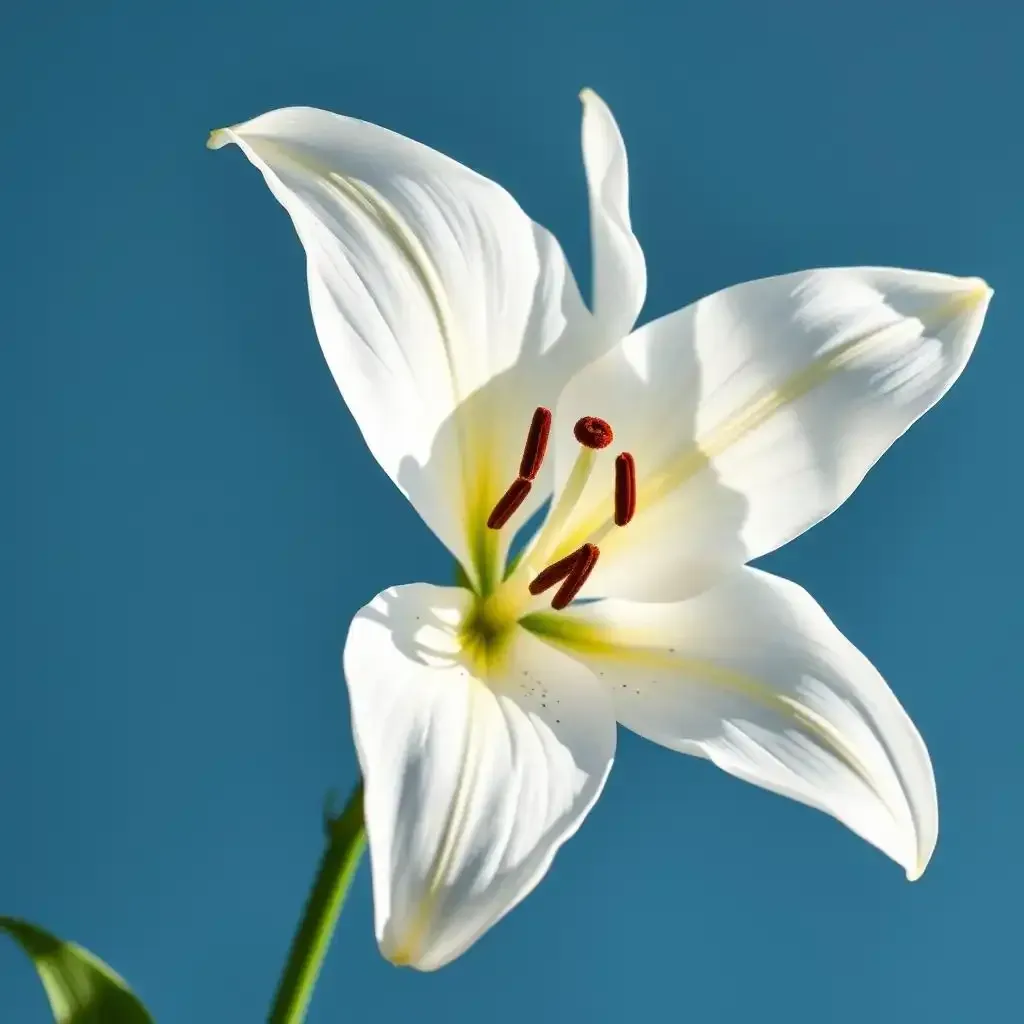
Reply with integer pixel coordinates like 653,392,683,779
2,0,1019,1020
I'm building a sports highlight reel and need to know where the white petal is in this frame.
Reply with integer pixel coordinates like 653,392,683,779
550,268,991,601
344,583,615,969
210,108,593,587
526,568,937,879
580,89,647,343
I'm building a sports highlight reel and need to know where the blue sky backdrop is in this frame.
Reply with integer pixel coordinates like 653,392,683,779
2,0,1021,1020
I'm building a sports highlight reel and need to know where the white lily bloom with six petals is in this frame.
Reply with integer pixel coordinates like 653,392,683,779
210,90,991,971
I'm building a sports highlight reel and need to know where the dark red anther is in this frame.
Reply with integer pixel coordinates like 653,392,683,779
614,452,637,526
573,416,614,450
519,407,552,480
551,543,600,610
528,548,582,596
487,477,532,530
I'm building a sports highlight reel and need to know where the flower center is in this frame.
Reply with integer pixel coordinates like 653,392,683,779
484,407,637,612
458,590,519,670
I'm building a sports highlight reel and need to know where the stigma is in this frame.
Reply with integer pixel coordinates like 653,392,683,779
573,416,614,449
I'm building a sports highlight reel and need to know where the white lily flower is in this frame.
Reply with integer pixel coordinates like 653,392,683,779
210,90,991,971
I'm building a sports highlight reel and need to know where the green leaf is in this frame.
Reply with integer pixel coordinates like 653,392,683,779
0,916,154,1023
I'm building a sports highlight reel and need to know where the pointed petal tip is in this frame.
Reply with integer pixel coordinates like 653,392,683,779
964,276,994,304
906,858,927,883
578,87,608,112
380,923,442,971
206,127,232,151
946,273,992,308
905,842,935,882
379,927,415,969
382,947,415,969
944,274,993,324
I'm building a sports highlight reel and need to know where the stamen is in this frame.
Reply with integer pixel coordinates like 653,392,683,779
519,407,552,481
551,543,600,610
487,477,532,530
573,416,614,450
503,413,616,590
528,547,583,596
614,452,637,526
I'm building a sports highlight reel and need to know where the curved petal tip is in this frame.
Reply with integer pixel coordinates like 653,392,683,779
942,273,993,328
906,846,933,883
965,276,994,303
965,275,992,292
206,127,232,150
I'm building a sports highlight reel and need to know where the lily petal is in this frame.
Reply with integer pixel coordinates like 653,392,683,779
550,268,991,601
344,583,615,969
210,108,593,587
580,89,647,342
525,567,937,879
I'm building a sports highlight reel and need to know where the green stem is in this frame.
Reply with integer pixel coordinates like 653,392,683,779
268,780,367,1024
